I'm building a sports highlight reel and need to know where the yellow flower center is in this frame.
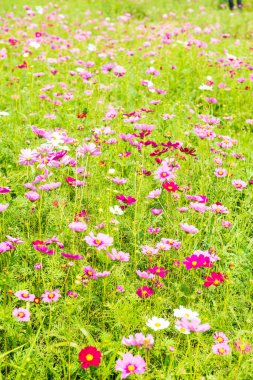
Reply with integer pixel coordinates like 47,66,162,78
218,348,225,353
214,280,219,285
18,312,25,317
22,293,29,298
86,354,94,361
127,365,135,372
192,261,197,266
48,293,55,299
95,239,101,245
161,172,167,177
217,337,224,343
155,322,161,327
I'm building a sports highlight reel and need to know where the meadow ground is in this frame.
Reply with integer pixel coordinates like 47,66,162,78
0,0,253,379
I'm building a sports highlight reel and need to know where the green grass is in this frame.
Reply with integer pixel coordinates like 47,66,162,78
0,0,253,379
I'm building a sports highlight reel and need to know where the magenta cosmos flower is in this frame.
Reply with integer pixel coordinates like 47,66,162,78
0,187,11,194
14,290,35,302
183,254,212,270
84,232,113,250
12,307,30,322
136,286,154,298
180,223,199,234
42,290,61,303
115,352,146,379
61,252,84,260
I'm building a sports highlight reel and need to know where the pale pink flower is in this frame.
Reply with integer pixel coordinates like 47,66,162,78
210,204,228,214
212,343,230,355
19,149,38,165
190,202,207,213
146,189,162,199
42,289,61,303
76,143,101,157
180,223,199,234
115,352,146,379
14,290,35,302
232,180,247,191
140,245,159,255
25,191,40,201
84,232,113,250
136,270,154,279
69,222,87,232
0,203,9,212
12,307,30,322
222,220,232,228
214,168,228,178
214,332,229,344
106,249,130,262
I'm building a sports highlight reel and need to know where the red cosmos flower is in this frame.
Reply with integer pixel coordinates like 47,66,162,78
161,141,180,150
150,148,168,157
162,181,179,192
180,147,197,156
147,266,169,278
136,286,154,298
116,194,136,205
34,297,41,304
78,346,102,369
204,272,225,287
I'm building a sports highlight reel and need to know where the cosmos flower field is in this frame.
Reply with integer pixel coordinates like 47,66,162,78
0,0,253,378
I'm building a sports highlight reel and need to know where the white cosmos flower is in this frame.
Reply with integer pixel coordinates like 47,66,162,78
198,84,213,90
29,41,40,49
0,111,9,116
173,306,199,320
109,205,124,215
146,316,170,331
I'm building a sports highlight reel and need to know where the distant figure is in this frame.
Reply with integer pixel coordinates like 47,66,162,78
229,0,242,9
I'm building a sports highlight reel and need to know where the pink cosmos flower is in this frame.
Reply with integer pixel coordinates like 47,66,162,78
222,220,232,228
12,307,30,322
146,189,162,199
41,290,61,303
122,333,154,349
32,240,55,255
232,180,247,191
214,168,228,177
68,222,87,232
6,236,24,244
117,285,125,292
115,353,146,379
66,177,85,187
136,286,154,298
214,332,229,344
136,270,154,279
178,207,188,212
186,194,209,203
180,223,199,234
150,208,163,215
141,245,159,255
84,233,113,250
190,202,207,213
76,143,101,157
111,177,128,185
0,204,9,212
14,290,35,302
113,65,126,77
106,249,130,261
234,339,252,354
210,204,228,214
212,343,230,355
19,149,38,166
25,191,40,201
39,182,61,191
176,317,210,333
148,227,161,234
